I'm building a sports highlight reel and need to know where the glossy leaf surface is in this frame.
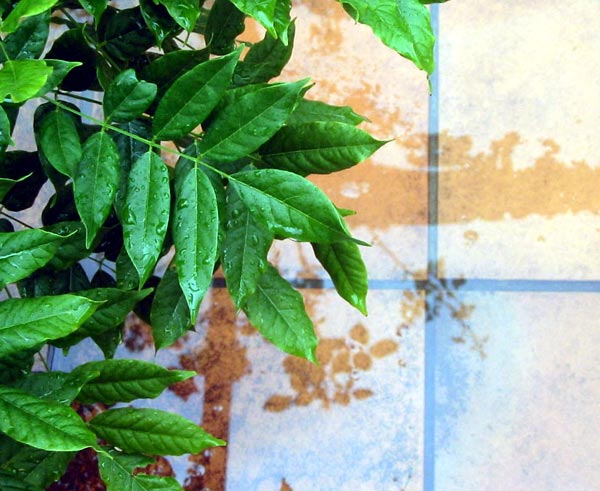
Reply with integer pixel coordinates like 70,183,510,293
198,79,308,162
0,60,53,103
74,359,195,405
1,0,57,33
73,131,120,248
173,164,219,323
104,69,157,123
39,108,82,178
90,407,225,456
98,452,183,491
150,265,190,350
153,48,241,140
339,0,435,73
223,186,273,307
0,12,49,62
313,241,368,315
158,0,200,31
259,121,386,175
205,0,245,55
230,169,354,243
122,152,170,286
0,385,96,451
286,99,367,126
244,264,317,362
0,295,98,360
0,229,65,288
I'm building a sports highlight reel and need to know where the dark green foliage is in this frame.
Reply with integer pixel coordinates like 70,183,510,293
0,0,438,488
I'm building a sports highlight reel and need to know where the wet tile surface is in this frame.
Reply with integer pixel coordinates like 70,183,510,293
434,292,600,491
437,0,600,280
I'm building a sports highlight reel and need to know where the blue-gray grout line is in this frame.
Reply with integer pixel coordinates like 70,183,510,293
424,5,440,491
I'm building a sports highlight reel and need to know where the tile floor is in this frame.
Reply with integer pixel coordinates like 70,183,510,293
50,1,600,490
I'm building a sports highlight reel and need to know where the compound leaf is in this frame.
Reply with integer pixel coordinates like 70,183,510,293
286,99,367,126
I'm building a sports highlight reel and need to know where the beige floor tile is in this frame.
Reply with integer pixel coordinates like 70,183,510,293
435,292,600,490
438,0,600,279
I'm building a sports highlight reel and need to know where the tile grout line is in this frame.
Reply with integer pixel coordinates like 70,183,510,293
424,5,440,491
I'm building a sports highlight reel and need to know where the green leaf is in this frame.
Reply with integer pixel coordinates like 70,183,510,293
150,264,191,350
98,452,183,491
0,471,31,491
338,0,435,74
112,119,152,220
73,359,195,405
223,186,273,307
79,0,108,24
229,169,356,244
11,369,100,404
0,12,49,62
90,407,225,456
258,121,386,175
230,0,291,42
1,0,57,33
158,0,200,31
273,0,292,45
173,164,219,323
198,79,308,162
0,105,13,148
0,151,47,211
74,131,120,248
313,241,368,315
205,0,245,55
0,229,65,288
0,295,99,360
0,60,53,103
116,246,139,290
39,108,82,178
104,69,157,123
141,48,210,99
45,221,91,270
0,385,96,451
233,21,295,86
54,288,152,347
287,99,367,126
152,47,242,141
139,0,180,47
99,7,155,62
121,151,170,286
34,59,82,97
243,264,317,362
0,441,74,489
0,177,25,202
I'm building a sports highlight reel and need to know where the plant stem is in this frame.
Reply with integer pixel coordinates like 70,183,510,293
3,287,13,299
54,90,102,105
42,96,232,180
